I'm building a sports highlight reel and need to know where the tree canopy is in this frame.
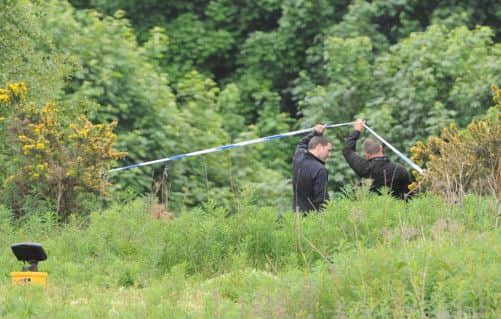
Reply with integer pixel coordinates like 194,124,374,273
1,0,499,214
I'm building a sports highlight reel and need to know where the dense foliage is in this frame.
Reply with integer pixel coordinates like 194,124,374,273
1,0,500,211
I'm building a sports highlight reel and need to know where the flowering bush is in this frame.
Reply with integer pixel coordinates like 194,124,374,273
0,83,125,219
410,85,501,200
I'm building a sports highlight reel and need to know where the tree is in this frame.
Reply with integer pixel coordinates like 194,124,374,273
41,1,293,210
0,0,74,104
368,25,501,150
41,3,184,194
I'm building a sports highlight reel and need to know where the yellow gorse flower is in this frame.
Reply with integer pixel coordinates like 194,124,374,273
18,135,32,142
0,93,10,104
3,175,15,187
36,163,48,171
32,123,45,135
7,82,27,98
0,82,27,104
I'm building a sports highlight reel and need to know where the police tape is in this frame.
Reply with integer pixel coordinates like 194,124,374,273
109,122,423,174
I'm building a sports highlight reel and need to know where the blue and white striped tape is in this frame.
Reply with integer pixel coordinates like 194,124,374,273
109,122,423,174
108,122,352,173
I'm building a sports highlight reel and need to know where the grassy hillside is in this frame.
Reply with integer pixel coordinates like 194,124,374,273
0,194,499,318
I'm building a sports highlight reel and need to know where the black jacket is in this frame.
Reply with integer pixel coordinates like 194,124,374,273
292,132,329,212
342,130,411,199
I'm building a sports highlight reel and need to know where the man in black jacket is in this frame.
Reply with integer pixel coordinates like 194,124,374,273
342,119,412,199
292,124,333,213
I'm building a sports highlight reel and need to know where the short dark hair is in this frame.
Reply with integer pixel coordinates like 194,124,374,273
363,138,382,155
308,136,331,150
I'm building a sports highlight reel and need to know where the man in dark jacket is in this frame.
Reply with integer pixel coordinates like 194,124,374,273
342,119,412,199
292,124,333,213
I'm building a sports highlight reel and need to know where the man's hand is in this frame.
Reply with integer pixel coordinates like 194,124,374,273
314,124,326,135
353,119,365,132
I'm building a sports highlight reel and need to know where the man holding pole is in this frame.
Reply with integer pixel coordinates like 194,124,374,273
342,119,412,199
292,124,333,213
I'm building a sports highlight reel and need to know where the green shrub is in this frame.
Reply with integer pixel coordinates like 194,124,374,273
411,85,501,200
0,83,125,220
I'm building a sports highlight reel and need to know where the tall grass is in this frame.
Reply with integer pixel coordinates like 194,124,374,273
0,194,499,318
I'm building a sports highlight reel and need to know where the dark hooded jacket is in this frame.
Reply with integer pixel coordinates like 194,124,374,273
292,132,329,212
342,130,411,199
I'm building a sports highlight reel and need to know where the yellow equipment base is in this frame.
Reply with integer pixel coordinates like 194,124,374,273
11,272,47,285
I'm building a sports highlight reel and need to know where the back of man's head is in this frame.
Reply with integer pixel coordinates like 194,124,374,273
308,136,330,150
363,138,382,155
